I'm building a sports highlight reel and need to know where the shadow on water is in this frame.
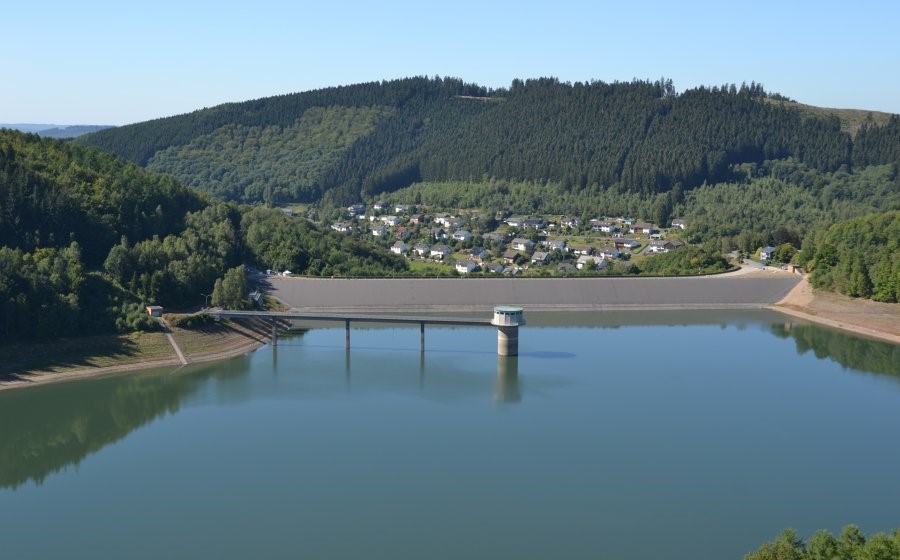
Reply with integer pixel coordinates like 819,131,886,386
770,322,900,377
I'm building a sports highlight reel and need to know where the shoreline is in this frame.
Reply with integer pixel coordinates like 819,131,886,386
2,272,896,392
0,321,268,392
768,274,900,345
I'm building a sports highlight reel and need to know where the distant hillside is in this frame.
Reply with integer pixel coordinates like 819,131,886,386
1,124,113,138
76,77,900,206
0,123,58,133
37,125,114,139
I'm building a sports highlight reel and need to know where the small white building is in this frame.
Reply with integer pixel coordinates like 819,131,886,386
430,245,452,260
391,241,409,255
452,230,473,242
576,255,608,270
511,238,534,252
455,260,479,274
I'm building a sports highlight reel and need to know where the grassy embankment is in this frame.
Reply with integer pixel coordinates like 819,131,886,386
0,318,275,381
0,332,175,378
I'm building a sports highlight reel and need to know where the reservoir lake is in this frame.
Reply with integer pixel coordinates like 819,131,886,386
1,310,898,559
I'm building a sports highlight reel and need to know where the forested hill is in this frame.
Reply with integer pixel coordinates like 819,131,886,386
0,128,203,267
0,129,405,343
76,76,900,205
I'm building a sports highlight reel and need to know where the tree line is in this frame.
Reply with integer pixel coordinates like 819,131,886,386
0,130,406,343
77,77,900,206
796,210,899,302
744,525,899,560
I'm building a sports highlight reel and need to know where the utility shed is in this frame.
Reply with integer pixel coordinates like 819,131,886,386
146,306,164,317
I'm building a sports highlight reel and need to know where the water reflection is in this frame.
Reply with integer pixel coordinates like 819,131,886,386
494,357,520,403
3,316,896,491
771,322,900,376
0,361,249,489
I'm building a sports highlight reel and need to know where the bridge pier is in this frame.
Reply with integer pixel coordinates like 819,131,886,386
420,322,425,352
271,318,278,346
345,319,350,350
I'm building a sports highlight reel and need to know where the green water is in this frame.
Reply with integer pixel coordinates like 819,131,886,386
1,310,898,559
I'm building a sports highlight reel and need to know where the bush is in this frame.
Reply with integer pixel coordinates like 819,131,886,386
171,313,215,329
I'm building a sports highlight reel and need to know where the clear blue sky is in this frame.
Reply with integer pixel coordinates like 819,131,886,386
4,0,899,125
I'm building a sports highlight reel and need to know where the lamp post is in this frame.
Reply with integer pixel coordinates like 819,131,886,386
201,293,211,308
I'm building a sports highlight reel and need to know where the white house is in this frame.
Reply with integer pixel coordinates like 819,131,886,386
391,241,409,255
330,221,353,233
452,230,473,242
394,204,409,214
616,239,640,250
371,225,389,237
571,246,594,256
631,222,655,235
436,214,463,229
430,245,452,260
671,218,687,230
511,238,534,251
455,260,479,274
531,251,551,265
414,243,431,256
576,255,608,270
595,246,620,259
648,240,684,253
590,219,617,233
760,246,777,261
544,239,568,253
381,215,401,226
560,216,583,228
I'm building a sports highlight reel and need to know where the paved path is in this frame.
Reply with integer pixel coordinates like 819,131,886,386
266,274,801,312
158,318,188,365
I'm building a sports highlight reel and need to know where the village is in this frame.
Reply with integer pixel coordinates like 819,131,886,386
323,200,699,276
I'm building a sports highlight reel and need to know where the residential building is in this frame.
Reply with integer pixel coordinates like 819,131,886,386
430,245,452,260
511,238,534,251
452,230,473,242
455,260,479,274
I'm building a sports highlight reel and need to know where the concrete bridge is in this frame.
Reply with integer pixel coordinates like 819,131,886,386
207,307,525,355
